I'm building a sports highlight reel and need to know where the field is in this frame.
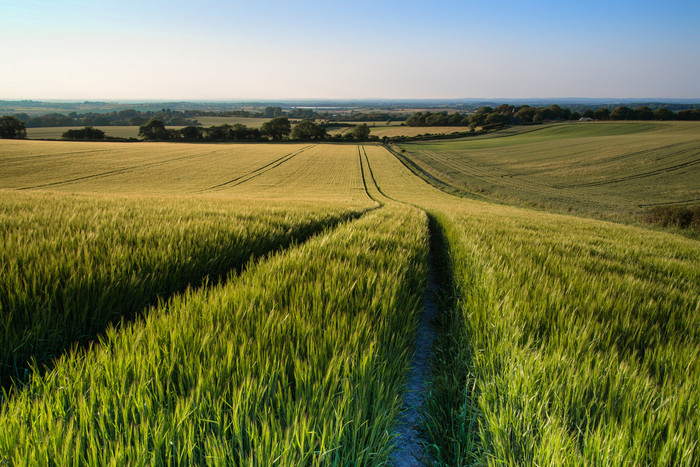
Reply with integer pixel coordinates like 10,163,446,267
25,120,471,140
326,123,473,138
25,118,273,140
0,135,698,464
369,126,472,138
362,144,700,464
27,126,144,140
396,121,700,220
193,116,272,128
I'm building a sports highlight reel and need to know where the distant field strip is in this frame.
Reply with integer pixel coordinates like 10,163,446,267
0,191,366,387
16,149,232,190
26,126,142,140
0,206,428,465
1,141,370,203
561,149,700,188
398,121,700,217
0,141,313,195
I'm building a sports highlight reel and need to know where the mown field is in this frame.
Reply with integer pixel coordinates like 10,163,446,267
0,137,698,464
397,121,700,221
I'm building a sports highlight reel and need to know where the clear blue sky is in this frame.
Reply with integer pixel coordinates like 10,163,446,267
1,0,699,99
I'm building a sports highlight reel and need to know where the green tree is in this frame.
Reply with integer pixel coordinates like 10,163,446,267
138,119,168,140
261,117,291,140
180,126,203,140
349,123,371,140
62,127,105,140
653,108,674,120
291,120,327,140
205,124,233,140
514,107,535,123
263,106,284,118
634,106,654,120
610,106,633,120
593,108,610,120
0,116,27,139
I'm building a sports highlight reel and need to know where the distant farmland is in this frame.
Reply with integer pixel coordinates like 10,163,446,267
26,125,143,140
25,117,274,140
0,135,697,464
396,121,700,220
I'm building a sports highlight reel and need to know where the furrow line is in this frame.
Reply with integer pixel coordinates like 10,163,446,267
17,148,234,190
205,144,314,192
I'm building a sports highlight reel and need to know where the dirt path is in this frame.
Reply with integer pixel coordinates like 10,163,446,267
389,249,438,466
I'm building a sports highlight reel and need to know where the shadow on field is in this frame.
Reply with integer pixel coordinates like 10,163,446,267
421,214,482,464
3,208,373,392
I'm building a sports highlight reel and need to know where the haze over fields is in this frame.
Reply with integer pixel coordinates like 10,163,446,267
1,0,699,100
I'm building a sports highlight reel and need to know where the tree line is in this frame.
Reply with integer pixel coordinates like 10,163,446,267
0,114,376,141
10,109,199,128
406,104,700,127
137,118,373,142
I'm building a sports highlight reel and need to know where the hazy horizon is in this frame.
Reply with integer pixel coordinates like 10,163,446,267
2,0,699,100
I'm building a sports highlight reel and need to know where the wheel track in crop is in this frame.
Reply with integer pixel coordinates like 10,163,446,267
560,153,700,188
1,203,372,389
360,144,436,466
204,144,314,192
16,147,237,190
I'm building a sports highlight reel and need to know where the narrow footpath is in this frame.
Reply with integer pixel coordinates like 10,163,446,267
389,247,439,466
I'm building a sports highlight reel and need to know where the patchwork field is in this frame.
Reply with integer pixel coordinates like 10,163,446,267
0,136,697,464
397,121,700,220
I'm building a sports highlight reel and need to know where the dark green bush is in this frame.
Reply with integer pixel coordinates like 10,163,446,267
643,205,700,229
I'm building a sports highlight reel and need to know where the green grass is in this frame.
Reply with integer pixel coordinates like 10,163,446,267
1,137,698,464
0,190,364,387
422,207,699,465
0,205,428,465
397,121,700,220
363,143,700,466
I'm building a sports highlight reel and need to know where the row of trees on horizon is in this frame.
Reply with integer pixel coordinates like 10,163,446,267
135,118,373,142
406,105,700,127
0,115,375,141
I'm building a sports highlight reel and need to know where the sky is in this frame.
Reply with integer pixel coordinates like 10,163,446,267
1,0,699,100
